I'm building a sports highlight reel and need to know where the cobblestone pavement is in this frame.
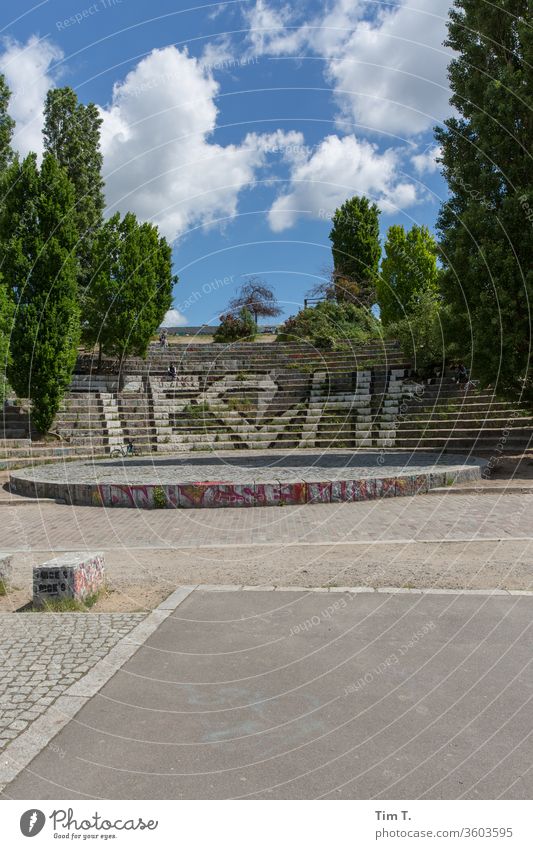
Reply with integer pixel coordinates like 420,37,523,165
0,614,145,749
0,492,531,552
10,451,485,486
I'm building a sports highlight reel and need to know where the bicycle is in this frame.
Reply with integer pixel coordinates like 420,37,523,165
110,442,140,458
462,378,479,393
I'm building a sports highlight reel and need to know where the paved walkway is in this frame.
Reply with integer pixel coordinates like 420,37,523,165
2,588,531,799
1,492,532,551
0,614,144,749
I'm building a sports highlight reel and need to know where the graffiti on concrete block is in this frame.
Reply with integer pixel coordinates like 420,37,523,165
33,553,105,605
307,481,332,503
254,483,281,506
279,482,307,505
212,484,256,507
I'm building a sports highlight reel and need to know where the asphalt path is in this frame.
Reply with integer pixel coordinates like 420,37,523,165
3,588,532,800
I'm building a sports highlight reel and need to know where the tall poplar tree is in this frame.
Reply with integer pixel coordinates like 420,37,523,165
329,195,381,307
0,72,15,401
0,72,15,173
84,212,175,362
435,0,533,392
4,153,80,432
377,224,439,326
43,87,104,290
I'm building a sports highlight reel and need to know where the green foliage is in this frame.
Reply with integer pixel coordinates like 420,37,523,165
277,300,381,349
435,0,533,393
152,486,168,508
329,196,381,306
43,88,104,290
0,73,14,174
33,589,104,611
3,153,80,433
83,212,175,359
386,290,445,373
214,307,256,342
226,396,252,411
182,401,211,418
0,275,14,402
377,225,439,326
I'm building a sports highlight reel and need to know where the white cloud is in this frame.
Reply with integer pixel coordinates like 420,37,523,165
411,144,442,175
99,46,302,241
328,0,452,135
267,134,418,231
161,308,187,327
0,36,63,158
243,0,308,56
200,37,234,73
306,0,362,55
243,0,453,135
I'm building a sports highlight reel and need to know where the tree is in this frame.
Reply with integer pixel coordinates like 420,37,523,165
329,196,381,306
435,0,533,393
0,275,14,402
277,300,381,349
3,153,80,432
0,73,15,174
377,225,439,326
43,87,105,290
84,212,175,362
386,290,445,373
228,278,281,327
214,307,256,342
0,74,15,401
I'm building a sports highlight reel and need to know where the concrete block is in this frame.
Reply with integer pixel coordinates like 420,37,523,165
178,483,220,508
375,477,396,498
306,481,332,503
354,478,376,500
254,483,281,506
211,484,256,508
279,482,307,505
331,480,357,502
33,552,105,606
0,552,13,586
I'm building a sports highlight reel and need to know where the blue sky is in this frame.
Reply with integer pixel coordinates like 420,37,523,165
0,0,453,325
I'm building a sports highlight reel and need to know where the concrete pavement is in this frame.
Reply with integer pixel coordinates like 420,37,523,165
2,587,532,800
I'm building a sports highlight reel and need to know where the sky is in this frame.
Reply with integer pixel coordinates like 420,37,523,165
0,0,454,327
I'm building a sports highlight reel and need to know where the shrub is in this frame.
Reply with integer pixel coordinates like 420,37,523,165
213,307,256,343
277,301,381,348
152,486,168,508
182,401,210,419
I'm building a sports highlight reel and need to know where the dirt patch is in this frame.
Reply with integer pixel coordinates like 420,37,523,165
2,539,531,612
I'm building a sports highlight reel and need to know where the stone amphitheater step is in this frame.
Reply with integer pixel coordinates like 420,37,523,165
0,442,100,459
4,339,532,460
396,424,532,437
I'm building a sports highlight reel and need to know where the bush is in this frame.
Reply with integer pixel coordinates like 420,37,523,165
213,307,256,343
277,301,381,348
152,486,168,508
182,401,210,419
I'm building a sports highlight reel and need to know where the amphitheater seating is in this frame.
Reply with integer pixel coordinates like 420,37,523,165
1,341,531,468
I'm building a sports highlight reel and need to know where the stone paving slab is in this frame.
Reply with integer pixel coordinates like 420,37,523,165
9,451,486,508
0,493,531,553
0,614,144,750
1,588,531,800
